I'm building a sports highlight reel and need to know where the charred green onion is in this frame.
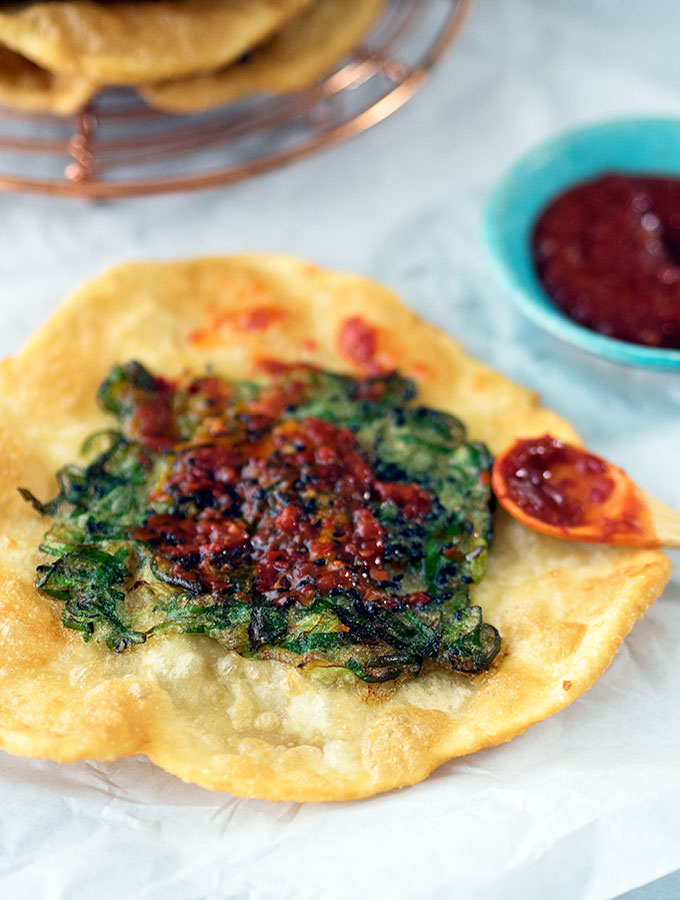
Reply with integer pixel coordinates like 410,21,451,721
22,361,500,682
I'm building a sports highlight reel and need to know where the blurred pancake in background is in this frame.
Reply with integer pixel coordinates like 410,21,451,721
0,0,383,115
0,0,311,84
142,0,385,113
0,45,96,114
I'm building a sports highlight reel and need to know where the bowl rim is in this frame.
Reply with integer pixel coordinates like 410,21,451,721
485,116,680,371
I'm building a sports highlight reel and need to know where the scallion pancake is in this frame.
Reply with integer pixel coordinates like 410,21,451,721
0,256,670,800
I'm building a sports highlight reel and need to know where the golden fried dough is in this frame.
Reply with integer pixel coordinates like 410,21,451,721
0,256,670,800
141,0,384,112
0,45,95,114
0,1,311,84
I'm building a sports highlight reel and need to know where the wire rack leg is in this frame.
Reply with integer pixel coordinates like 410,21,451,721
65,110,97,183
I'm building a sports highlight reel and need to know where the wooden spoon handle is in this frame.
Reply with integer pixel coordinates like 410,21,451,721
643,489,680,549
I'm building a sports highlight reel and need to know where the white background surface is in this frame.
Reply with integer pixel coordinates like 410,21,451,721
1,1,679,898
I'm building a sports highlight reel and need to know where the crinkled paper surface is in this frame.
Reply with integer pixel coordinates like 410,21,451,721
0,0,679,897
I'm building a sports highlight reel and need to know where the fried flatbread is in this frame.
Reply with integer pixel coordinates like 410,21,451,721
0,45,96,114
141,0,384,113
0,1,311,84
0,256,670,801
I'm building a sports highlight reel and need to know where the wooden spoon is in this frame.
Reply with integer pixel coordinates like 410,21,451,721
492,434,680,549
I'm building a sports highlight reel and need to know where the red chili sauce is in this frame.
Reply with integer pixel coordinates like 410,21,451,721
497,435,615,528
129,374,177,452
132,373,432,610
533,174,680,348
336,316,384,374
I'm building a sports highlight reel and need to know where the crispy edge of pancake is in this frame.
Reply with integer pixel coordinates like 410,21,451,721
0,1,311,84
141,0,385,113
0,255,671,801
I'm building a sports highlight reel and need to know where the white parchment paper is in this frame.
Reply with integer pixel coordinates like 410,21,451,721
1,1,679,897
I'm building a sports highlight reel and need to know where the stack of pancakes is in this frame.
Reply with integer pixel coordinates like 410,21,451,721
0,0,384,115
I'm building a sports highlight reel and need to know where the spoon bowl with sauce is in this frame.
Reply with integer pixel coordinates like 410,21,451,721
486,118,680,370
493,435,680,550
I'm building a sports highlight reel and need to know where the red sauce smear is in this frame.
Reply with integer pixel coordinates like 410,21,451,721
533,173,680,348
337,316,384,374
132,373,433,608
236,306,284,332
492,435,654,544
129,375,176,453
188,304,283,346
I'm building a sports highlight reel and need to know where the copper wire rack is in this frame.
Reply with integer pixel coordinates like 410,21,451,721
0,0,472,199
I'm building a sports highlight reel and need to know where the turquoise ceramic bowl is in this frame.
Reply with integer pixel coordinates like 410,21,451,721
486,118,680,371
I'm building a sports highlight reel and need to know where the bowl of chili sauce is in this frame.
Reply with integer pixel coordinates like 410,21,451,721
486,118,680,370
